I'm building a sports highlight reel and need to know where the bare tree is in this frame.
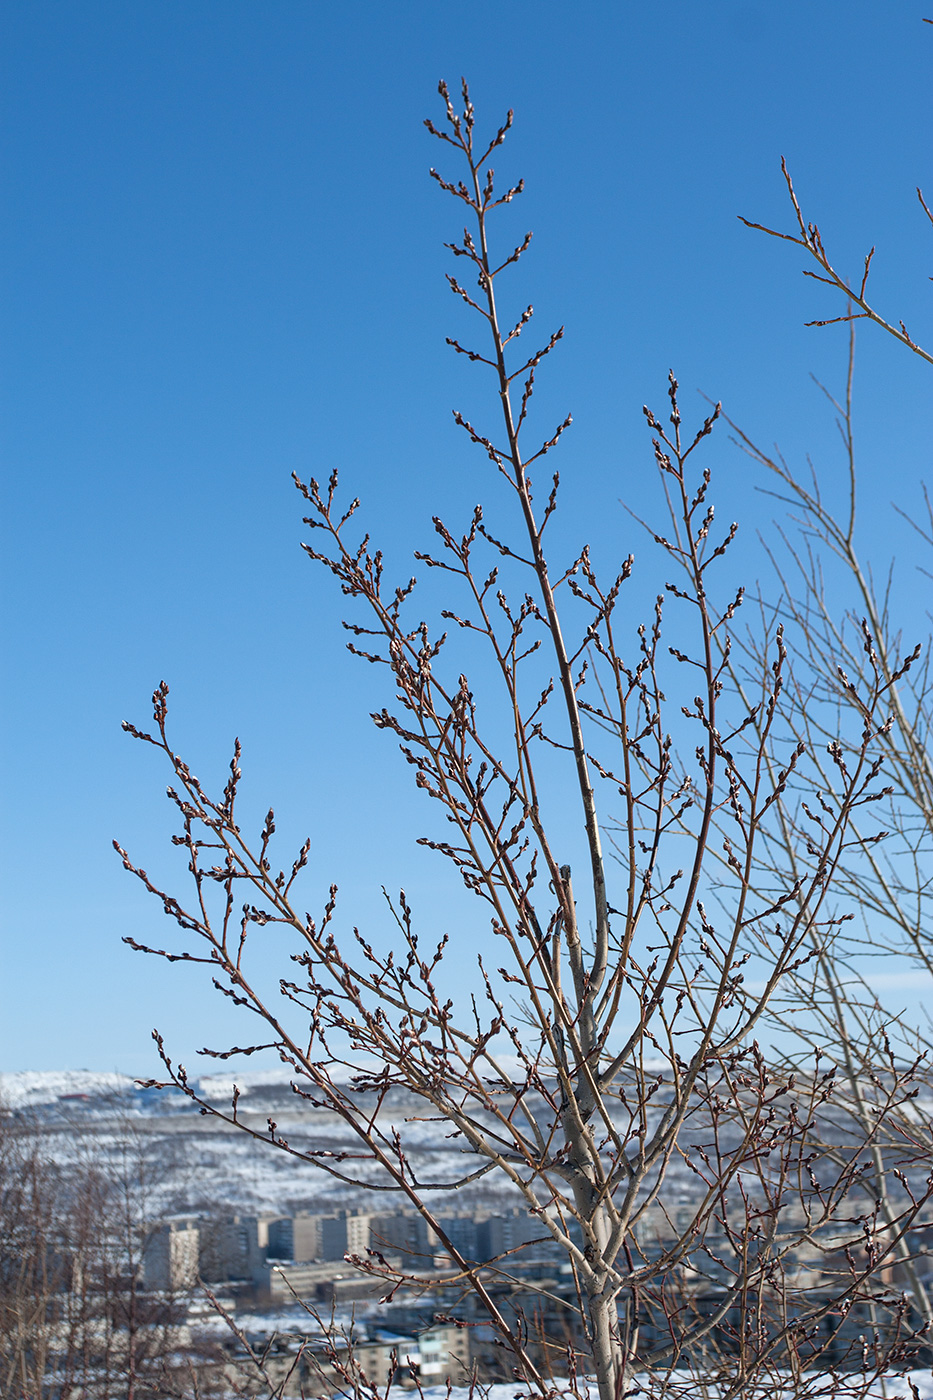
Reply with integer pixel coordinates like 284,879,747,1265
0,1107,66,1396
710,155,933,1365
0,1104,228,1399
732,160,932,987
116,83,933,1398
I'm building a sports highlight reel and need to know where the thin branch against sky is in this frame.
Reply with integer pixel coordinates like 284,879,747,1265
1,1,930,1072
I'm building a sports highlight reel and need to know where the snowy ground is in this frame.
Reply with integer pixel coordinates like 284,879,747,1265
410,1381,933,1400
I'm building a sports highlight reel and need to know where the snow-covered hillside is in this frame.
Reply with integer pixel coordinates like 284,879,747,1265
0,1069,136,1108
0,1067,535,1217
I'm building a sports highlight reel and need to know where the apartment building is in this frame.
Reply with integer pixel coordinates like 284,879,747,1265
267,1211,323,1263
227,1321,470,1395
198,1213,278,1282
143,1219,199,1291
370,1211,430,1262
320,1209,373,1259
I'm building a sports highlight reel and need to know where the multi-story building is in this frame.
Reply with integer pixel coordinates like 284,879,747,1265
254,1259,346,1303
412,1322,471,1383
199,1213,279,1281
478,1208,549,1260
427,1213,481,1262
370,1212,430,1263
225,1322,470,1395
143,1219,200,1291
266,1212,323,1262
319,1209,373,1260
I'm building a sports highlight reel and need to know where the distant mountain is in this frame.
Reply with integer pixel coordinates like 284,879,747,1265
0,1070,136,1108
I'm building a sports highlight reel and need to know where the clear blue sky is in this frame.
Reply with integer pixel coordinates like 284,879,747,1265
2,2,930,1073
